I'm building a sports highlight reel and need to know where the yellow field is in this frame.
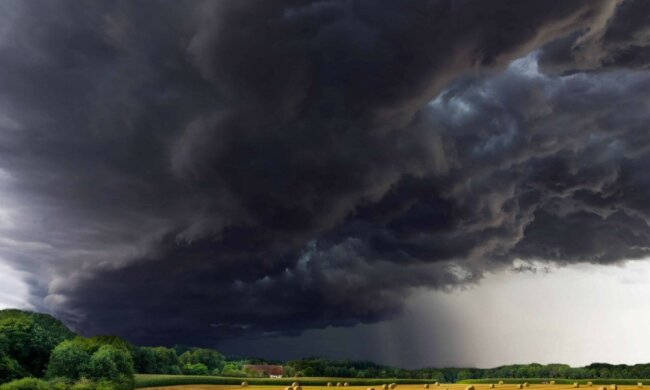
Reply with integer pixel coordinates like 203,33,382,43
141,385,644,390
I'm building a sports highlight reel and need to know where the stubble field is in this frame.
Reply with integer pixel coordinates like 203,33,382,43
138,382,648,390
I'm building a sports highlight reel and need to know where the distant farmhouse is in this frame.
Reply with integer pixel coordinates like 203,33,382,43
244,364,284,378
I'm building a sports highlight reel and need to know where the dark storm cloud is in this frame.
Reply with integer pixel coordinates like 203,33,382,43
539,0,650,72
3,0,650,346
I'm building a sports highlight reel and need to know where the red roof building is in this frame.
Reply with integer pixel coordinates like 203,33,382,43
244,364,284,377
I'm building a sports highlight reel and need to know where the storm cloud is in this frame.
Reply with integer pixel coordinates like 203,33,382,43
1,0,650,347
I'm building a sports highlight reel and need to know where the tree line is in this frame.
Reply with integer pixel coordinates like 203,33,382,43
0,309,239,389
284,360,650,381
4,309,650,389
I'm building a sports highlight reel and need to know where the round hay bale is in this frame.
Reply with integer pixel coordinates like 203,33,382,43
344,383,350,387
328,384,333,388
550,382,556,385
639,383,644,388
465,386,475,390
515,385,522,389
390,384,397,390
599,387,606,390
499,382,504,385
367,388,375,390
610,385,618,390
337,384,342,388
294,386,302,390
383,385,389,390
425,385,430,389
489,385,495,389
435,383,440,387
241,382,248,387
524,383,529,387
573,383,579,388
293,383,300,387
588,382,593,387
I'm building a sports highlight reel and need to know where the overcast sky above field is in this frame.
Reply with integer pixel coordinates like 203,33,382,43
2,0,650,369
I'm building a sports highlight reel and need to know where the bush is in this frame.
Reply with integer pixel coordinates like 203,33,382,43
0,353,25,384
48,377,71,390
71,378,95,390
97,377,134,390
95,380,115,390
0,377,50,390
183,363,209,376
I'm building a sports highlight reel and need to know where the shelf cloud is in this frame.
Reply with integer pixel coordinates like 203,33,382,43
1,0,650,351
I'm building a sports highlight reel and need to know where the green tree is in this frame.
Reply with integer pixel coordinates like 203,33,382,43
88,348,119,381
133,346,180,374
221,362,247,377
183,363,209,375
87,345,134,382
0,309,75,377
179,348,225,373
46,340,91,380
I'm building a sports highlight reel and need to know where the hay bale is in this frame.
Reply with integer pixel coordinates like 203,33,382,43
515,385,522,389
344,383,350,387
293,383,300,387
638,384,644,388
390,384,397,389
241,382,248,387
435,383,440,387
294,386,302,390
465,386,475,390
367,388,376,390
609,385,618,390
328,384,333,388
573,383,579,388
499,382,504,385
588,382,593,387
425,385,430,389
524,383,529,387
489,385,495,389
337,383,342,387
382,385,388,390
550,382,555,385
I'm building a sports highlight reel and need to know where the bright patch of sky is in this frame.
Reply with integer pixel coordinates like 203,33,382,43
0,261,31,310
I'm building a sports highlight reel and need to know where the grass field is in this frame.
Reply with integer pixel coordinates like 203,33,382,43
136,382,650,390
135,376,650,390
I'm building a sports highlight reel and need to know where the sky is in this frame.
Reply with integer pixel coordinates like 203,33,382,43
2,0,650,369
